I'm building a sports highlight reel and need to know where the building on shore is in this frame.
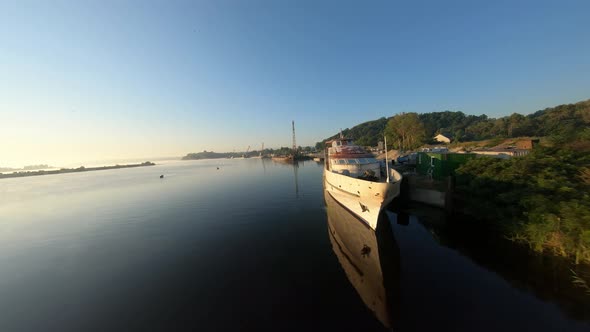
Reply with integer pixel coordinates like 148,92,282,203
416,152,476,180
416,144,535,180
433,134,452,144
471,148,530,159
515,139,540,150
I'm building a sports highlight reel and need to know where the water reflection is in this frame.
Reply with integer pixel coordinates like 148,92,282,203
325,190,400,328
412,206,590,322
293,161,299,198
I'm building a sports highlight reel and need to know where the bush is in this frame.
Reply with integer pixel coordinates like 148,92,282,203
456,143,590,263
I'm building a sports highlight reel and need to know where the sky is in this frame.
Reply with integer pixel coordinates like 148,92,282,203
1,0,589,167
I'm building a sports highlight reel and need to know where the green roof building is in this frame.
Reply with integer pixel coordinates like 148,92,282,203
416,152,477,180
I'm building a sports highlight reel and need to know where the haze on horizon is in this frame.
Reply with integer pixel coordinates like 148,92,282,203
1,0,589,168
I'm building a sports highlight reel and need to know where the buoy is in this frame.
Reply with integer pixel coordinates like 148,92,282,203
160,175,164,178
216,167,219,170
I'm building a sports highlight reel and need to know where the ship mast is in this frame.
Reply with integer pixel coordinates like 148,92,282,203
384,136,390,182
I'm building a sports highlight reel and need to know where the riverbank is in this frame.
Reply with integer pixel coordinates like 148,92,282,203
395,202,590,321
454,143,590,265
397,169,590,297
396,141,590,266
0,161,156,179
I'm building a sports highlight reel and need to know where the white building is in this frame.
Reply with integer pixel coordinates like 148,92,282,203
433,134,451,143
473,148,530,159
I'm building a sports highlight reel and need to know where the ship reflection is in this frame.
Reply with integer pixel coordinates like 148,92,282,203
325,190,401,328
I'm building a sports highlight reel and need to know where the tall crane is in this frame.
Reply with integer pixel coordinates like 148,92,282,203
292,120,297,156
242,145,250,158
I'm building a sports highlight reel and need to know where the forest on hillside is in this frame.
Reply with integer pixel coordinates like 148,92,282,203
318,99,590,150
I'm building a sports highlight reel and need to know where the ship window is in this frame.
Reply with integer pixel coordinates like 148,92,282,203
337,159,346,164
347,159,357,164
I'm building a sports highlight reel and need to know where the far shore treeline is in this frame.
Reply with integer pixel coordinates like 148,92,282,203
0,162,156,179
182,146,315,160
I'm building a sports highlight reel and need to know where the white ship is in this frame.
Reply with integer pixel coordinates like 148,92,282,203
324,135,402,230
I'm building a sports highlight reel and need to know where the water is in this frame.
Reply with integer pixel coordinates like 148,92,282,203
0,158,588,331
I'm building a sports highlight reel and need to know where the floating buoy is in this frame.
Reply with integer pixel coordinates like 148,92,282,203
216,167,219,170
160,175,164,178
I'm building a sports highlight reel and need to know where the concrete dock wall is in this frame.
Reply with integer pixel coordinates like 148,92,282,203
408,188,446,208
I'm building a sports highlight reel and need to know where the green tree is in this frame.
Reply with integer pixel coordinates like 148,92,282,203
454,129,464,142
385,113,426,151
507,113,527,137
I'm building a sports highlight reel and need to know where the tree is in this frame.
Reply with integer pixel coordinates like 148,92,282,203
385,113,427,151
454,129,464,142
507,113,526,137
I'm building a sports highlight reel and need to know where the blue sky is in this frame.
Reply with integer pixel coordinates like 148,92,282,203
1,0,589,167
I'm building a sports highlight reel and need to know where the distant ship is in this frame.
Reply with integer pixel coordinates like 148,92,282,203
271,155,294,163
323,135,402,230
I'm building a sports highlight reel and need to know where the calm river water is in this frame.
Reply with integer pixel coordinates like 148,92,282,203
0,158,588,331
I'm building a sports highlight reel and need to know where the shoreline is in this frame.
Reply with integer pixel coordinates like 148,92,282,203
0,162,156,179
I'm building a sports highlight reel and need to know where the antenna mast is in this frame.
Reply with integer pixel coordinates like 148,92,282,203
292,120,297,154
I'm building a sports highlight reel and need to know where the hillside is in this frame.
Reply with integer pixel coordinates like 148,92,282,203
318,117,388,149
318,99,590,147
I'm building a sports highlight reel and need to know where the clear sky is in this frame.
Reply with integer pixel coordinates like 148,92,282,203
1,0,589,167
